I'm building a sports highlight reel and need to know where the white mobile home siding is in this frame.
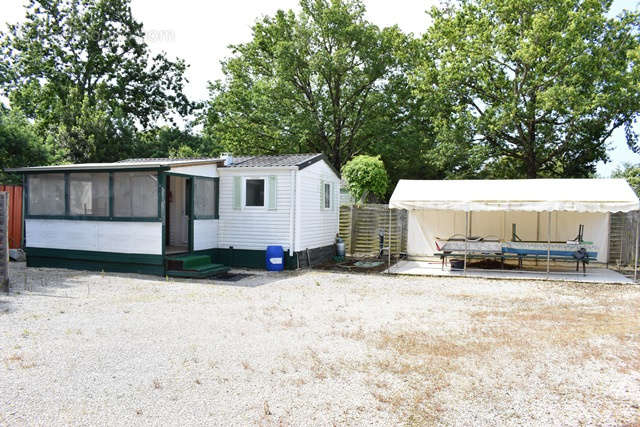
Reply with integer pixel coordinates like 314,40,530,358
217,169,292,251
193,219,218,251
295,161,340,251
170,164,218,178
25,219,162,254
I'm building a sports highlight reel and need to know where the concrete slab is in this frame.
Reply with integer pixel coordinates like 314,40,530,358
386,260,635,284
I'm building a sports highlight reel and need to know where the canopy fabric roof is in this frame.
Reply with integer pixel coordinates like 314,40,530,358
389,178,640,213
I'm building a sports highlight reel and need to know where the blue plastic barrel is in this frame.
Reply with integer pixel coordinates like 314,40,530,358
266,245,284,271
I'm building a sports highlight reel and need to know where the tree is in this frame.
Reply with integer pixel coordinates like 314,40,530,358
341,155,388,204
204,0,413,172
612,163,640,196
0,104,54,184
0,0,192,163
415,0,640,178
135,126,221,159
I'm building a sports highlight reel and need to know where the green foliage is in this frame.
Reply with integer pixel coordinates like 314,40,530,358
0,105,54,184
0,0,192,163
135,126,220,159
415,0,640,178
341,155,388,203
612,163,640,196
1,0,636,191
204,0,434,182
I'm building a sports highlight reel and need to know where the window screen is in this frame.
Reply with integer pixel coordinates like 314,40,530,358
69,173,109,216
324,183,331,209
194,178,215,217
113,172,158,217
28,174,65,215
245,179,264,207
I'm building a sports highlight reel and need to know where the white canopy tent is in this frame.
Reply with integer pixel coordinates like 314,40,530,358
389,178,639,213
389,178,640,279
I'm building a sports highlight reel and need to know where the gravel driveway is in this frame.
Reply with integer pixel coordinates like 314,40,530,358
1,262,639,425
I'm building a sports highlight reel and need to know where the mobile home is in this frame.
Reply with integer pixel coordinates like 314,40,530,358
9,154,340,276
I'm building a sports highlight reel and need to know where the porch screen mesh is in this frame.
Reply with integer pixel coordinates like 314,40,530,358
28,174,65,215
194,178,215,217
69,173,109,216
113,172,158,217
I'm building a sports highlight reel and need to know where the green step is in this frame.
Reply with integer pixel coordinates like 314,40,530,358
166,265,231,278
190,263,226,272
166,254,212,269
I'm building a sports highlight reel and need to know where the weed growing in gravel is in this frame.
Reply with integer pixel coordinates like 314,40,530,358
4,353,37,369
282,316,307,328
341,326,366,341
291,377,306,386
263,401,272,416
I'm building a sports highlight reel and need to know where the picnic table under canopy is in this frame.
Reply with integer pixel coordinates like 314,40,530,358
389,178,640,278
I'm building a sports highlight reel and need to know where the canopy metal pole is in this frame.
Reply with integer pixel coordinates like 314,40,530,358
388,207,392,272
464,211,469,274
547,211,551,277
634,212,639,282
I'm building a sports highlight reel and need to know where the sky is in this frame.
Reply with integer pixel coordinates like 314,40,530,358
2,0,639,176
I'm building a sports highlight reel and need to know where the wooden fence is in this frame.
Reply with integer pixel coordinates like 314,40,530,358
339,204,407,257
608,211,639,271
0,192,9,291
0,185,22,249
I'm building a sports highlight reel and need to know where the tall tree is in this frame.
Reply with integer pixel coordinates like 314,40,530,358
204,0,423,173
0,0,192,163
612,162,640,195
415,0,640,178
0,104,53,184
135,125,221,159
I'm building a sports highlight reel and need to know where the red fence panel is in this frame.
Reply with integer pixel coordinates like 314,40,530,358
0,185,23,249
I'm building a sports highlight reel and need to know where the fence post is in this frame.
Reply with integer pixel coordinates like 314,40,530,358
633,212,640,282
349,205,356,256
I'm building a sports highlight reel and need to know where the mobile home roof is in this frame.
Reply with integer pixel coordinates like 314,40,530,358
6,158,224,173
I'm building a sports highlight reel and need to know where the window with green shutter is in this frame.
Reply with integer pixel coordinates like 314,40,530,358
232,176,242,210
245,178,265,207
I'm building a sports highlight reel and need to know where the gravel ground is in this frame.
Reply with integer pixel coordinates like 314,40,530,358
1,262,639,426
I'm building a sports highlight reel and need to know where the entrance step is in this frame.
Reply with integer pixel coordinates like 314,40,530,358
165,254,230,278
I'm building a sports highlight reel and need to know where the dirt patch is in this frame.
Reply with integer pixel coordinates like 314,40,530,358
313,257,397,273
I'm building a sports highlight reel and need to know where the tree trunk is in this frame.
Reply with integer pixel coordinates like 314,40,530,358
525,159,537,178
331,148,342,172
525,121,537,178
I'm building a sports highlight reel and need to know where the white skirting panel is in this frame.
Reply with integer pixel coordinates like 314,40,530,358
193,219,218,251
25,219,162,254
